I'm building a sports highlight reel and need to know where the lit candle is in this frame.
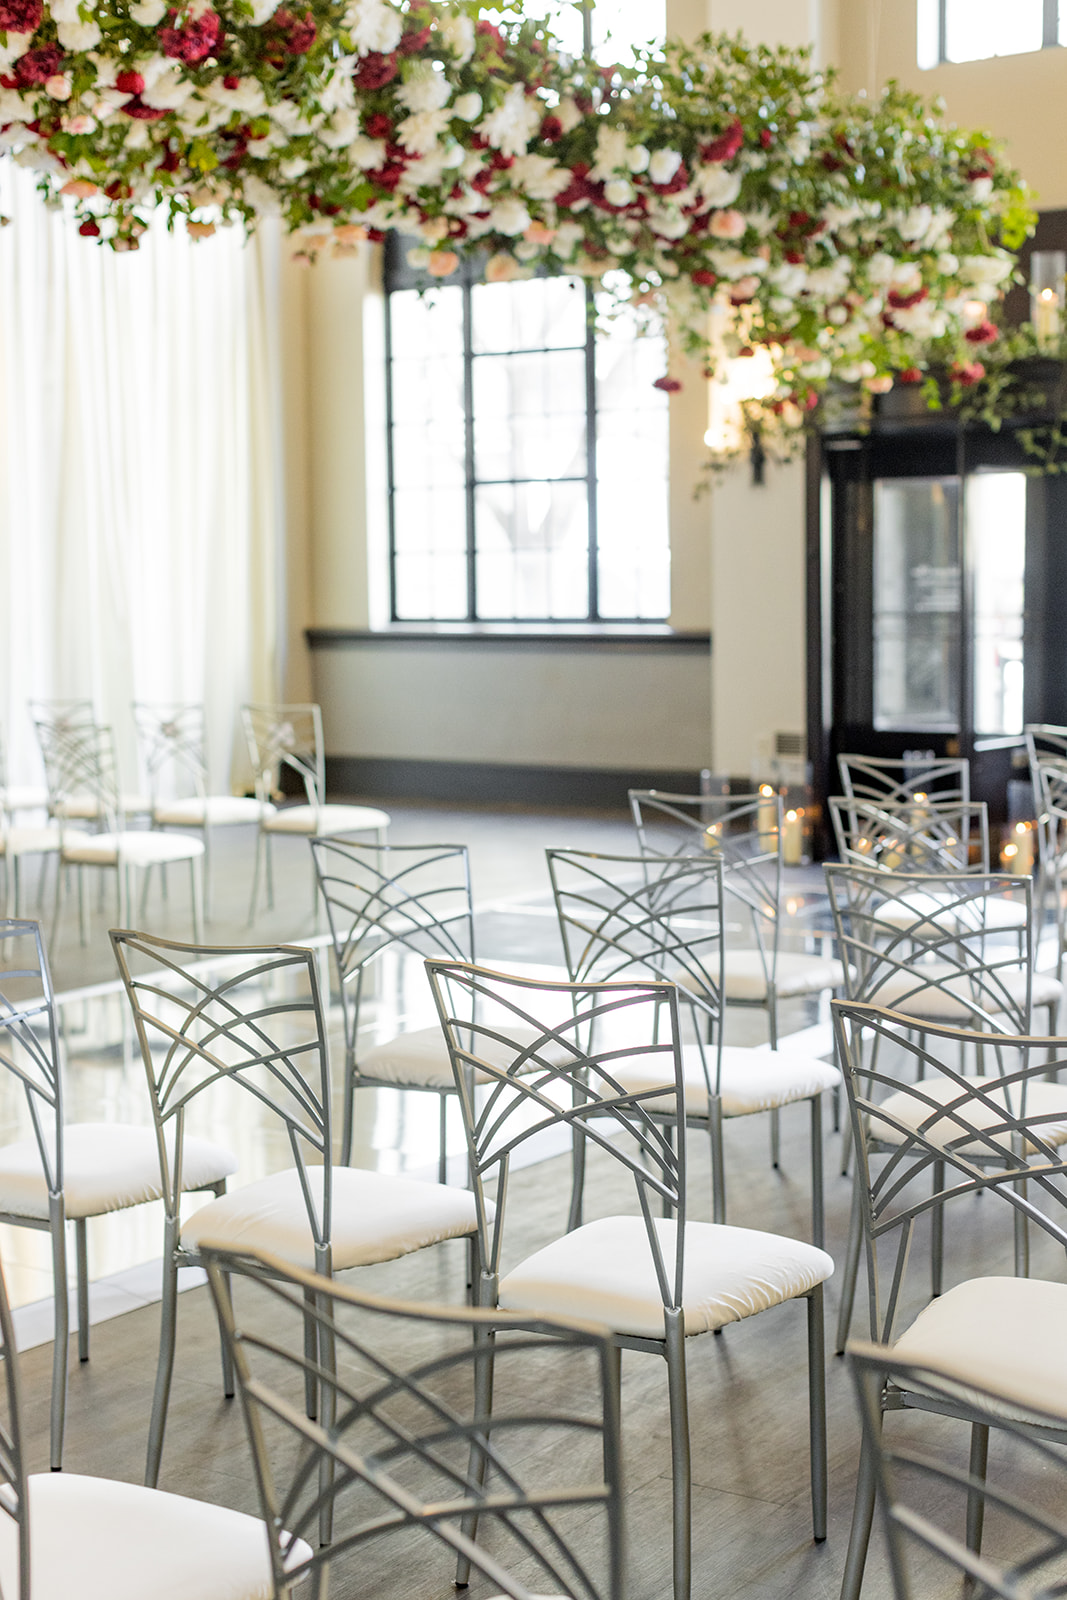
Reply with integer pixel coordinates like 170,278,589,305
1010,821,1035,874
1034,287,1061,349
757,784,778,851
703,822,723,853
1030,251,1066,351
783,808,803,867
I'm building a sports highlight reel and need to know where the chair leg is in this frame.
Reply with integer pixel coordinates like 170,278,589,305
77,866,88,945
664,1310,691,1600
49,1203,69,1471
145,1226,181,1488
810,1094,825,1250
302,1286,319,1422
248,831,264,925
455,1316,497,1587
11,857,20,920
709,1100,726,1225
265,834,275,910
806,1286,828,1541
202,826,213,922
1014,1175,1031,1277
835,1173,863,1355
315,1272,337,1548
931,1158,945,1298
75,1218,90,1364
438,1093,448,1186
216,1269,235,1400
965,1421,990,1557
769,1106,780,1169
190,856,204,943
839,1408,880,1600
604,1342,622,1482
340,1046,357,1168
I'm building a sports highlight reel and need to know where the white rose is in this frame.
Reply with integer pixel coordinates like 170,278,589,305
45,74,73,100
648,148,682,186
142,71,194,110
490,195,531,235
694,164,741,208
437,12,474,64
959,252,1014,286
970,176,993,201
451,91,481,122
604,177,634,207
249,0,281,20
647,205,689,240
280,157,309,179
866,252,897,286
399,60,449,115
57,18,102,48
938,252,959,276
0,32,31,65
129,0,167,23
627,144,649,173
48,0,80,21
555,96,583,133
769,263,808,297
441,142,464,169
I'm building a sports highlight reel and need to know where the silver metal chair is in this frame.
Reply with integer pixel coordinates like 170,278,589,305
39,721,204,945
110,929,483,1490
0,1245,298,1600
31,699,150,824
829,794,990,874
132,702,262,920
547,847,838,1244
1029,744,1067,979
202,1243,625,1600
426,960,833,1600
0,734,58,918
825,863,1065,1351
241,703,389,921
630,790,846,1052
837,751,970,809
833,1001,1067,1600
849,1340,1067,1600
0,919,236,1469
311,838,475,1174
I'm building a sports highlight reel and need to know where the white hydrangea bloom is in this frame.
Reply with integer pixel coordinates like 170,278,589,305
478,83,539,157
345,0,403,56
318,63,355,114
0,32,32,65
490,195,531,235
399,146,450,188
627,144,649,173
249,0,281,20
553,220,584,256
509,152,570,200
129,0,167,24
451,91,481,121
694,164,741,207
555,96,583,133
202,78,268,114
48,0,81,22
769,262,808,296
396,107,449,156
604,177,634,206
938,252,959,275
866,252,897,285
648,148,682,185
891,300,948,338
709,248,767,279
592,125,629,178
280,156,310,179
959,252,1013,286
647,205,689,240
399,60,450,115
437,12,474,64
242,174,282,214
142,71,195,110
319,107,359,149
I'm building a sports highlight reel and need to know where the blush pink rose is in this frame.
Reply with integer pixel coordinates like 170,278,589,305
709,208,746,240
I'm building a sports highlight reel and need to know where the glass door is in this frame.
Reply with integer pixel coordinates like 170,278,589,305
872,477,961,733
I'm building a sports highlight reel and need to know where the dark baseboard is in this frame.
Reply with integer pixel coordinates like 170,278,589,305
326,756,709,809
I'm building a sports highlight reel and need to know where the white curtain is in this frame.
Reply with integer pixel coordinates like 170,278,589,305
0,164,284,798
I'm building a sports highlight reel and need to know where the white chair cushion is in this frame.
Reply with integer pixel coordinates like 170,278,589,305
499,1214,833,1340
181,1164,485,1271
611,1042,839,1118
1,785,48,812
0,1471,308,1600
868,1075,1067,1156
868,963,1059,1023
62,829,205,866
0,1124,238,1221
720,950,847,1001
873,892,1029,934
892,1276,1067,1421
154,795,264,828
359,1024,575,1089
55,793,152,820
262,803,389,836
0,827,60,857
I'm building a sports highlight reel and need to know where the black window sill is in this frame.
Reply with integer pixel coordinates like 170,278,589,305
306,625,710,650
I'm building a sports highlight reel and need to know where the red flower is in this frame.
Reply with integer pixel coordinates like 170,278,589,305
222,72,240,88
397,22,430,53
821,152,842,172
271,8,315,53
691,268,716,286
123,96,167,119
785,249,804,265
158,144,181,172
965,320,998,345
700,117,743,163
363,110,392,138
475,19,505,50
15,44,63,85
539,113,562,142
966,147,995,180
354,52,397,91
78,218,100,237
0,0,41,32
950,360,986,386
653,375,682,392
115,69,145,95
367,162,405,192
898,367,923,383
159,8,223,63
887,286,928,310
759,127,773,149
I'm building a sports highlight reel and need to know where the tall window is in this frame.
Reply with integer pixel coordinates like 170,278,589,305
918,0,1064,65
385,253,670,624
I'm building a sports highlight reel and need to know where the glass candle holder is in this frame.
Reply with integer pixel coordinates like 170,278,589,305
1030,251,1066,351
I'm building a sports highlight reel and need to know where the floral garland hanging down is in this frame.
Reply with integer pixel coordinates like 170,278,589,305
0,0,1037,452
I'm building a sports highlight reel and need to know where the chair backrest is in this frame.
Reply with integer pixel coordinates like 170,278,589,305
109,932,333,1261
33,719,123,833
0,921,64,1199
824,863,1033,1033
837,753,970,809
849,1340,1067,1600
202,1244,624,1600
241,704,324,809
28,699,95,737
828,795,990,873
426,962,687,1306
546,848,725,1036
832,1000,1067,1345
132,702,209,803
310,838,474,1026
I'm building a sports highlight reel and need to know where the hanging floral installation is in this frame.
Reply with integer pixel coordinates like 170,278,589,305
0,0,1037,452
